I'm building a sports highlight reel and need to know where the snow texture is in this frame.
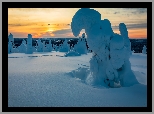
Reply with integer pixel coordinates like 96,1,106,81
8,52,147,107
64,48,81,57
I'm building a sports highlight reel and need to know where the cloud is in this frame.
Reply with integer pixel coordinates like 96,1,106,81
8,8,57,12
49,29,85,38
33,32,54,38
113,12,120,14
131,9,147,15
51,29,74,38
112,23,147,30
8,32,31,38
131,11,137,14
52,29,72,35
138,8,147,14
8,23,37,27
8,23,70,27
8,31,55,38
122,8,147,14
8,24,22,26
49,23,70,27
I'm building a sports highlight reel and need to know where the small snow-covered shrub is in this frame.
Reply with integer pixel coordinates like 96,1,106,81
64,49,81,57
18,40,27,53
142,45,147,54
74,36,87,54
59,39,69,52
36,39,43,52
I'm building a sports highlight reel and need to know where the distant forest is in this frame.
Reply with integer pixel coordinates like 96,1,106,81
8,38,147,53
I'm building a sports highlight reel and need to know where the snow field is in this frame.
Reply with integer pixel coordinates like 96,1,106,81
8,52,147,107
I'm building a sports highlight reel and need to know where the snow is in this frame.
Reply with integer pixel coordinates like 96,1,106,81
119,23,131,56
8,8,147,107
73,37,87,54
71,8,101,37
18,40,27,53
36,39,43,52
26,34,33,54
59,39,69,52
8,33,14,54
8,33,14,42
142,45,147,54
71,8,137,87
8,52,147,107
64,50,81,56
110,34,124,50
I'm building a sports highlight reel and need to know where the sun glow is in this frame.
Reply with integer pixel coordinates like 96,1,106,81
47,29,54,32
8,8,147,38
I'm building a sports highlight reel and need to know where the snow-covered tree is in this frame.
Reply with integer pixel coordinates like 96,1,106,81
8,42,12,54
132,50,135,54
46,40,52,52
71,8,139,87
8,33,14,53
54,45,58,52
33,46,37,52
43,41,48,52
8,33,14,43
119,23,131,56
18,40,27,53
59,39,69,52
73,36,87,54
36,39,43,52
142,45,147,54
26,34,33,54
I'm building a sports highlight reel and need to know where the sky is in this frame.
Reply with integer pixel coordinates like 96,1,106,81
8,8,147,39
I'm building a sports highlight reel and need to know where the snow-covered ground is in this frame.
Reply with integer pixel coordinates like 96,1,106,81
8,52,147,107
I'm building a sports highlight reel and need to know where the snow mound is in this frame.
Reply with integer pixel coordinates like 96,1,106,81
74,38,87,54
70,66,122,88
64,50,81,57
8,51,147,107
59,39,69,52
119,60,139,87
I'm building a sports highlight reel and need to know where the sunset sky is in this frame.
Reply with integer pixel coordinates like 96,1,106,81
8,8,147,39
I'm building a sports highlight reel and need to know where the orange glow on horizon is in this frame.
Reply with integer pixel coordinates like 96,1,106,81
114,28,147,39
8,8,147,39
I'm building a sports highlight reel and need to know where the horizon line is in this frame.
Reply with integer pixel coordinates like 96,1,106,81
11,37,147,39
